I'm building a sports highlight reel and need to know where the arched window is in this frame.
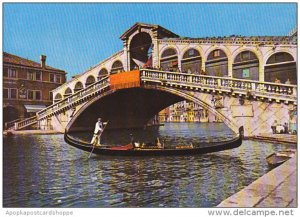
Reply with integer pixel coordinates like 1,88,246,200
181,48,201,74
54,93,62,103
111,61,124,74
74,81,83,92
205,49,228,77
64,87,72,97
98,68,108,80
233,51,259,81
160,48,178,71
264,52,296,84
85,75,96,86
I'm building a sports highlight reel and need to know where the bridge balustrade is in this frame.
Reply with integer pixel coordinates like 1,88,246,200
36,77,109,119
14,116,37,130
140,69,296,103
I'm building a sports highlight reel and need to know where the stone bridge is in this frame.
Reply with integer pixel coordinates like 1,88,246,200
15,69,297,137
13,22,297,137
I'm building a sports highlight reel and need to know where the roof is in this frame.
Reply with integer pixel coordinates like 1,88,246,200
3,52,66,73
120,22,180,40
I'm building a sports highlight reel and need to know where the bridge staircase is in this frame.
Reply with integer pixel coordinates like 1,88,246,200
13,76,110,130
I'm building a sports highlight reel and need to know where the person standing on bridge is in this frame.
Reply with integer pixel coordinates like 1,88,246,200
91,118,104,146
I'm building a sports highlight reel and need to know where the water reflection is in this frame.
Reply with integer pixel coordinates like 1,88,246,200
3,123,293,207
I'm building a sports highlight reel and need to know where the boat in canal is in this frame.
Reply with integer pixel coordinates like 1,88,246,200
266,149,296,168
64,126,244,156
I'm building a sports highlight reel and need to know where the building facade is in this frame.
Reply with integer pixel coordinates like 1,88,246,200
158,100,221,123
3,52,67,127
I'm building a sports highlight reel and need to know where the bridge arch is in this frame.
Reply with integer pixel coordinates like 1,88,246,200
74,81,84,92
180,48,202,74
232,50,260,81
64,87,72,97
129,32,152,70
85,75,96,86
264,51,297,84
159,47,179,71
66,85,240,134
205,48,229,77
110,60,124,74
98,68,108,80
54,93,62,103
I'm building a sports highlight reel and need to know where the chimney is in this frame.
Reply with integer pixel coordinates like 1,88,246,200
40,55,46,68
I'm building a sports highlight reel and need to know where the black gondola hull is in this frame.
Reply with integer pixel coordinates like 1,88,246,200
64,131,243,156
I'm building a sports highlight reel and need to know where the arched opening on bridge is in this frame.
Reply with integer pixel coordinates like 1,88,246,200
3,106,19,129
98,68,108,80
85,75,96,86
64,87,72,97
233,51,259,81
181,48,202,74
74,81,84,93
205,49,228,77
264,52,297,84
160,48,178,71
54,93,62,103
129,32,152,70
110,60,124,74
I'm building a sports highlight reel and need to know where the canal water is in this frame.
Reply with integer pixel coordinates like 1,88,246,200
3,123,292,207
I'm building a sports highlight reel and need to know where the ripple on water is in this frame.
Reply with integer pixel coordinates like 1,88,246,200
3,123,293,207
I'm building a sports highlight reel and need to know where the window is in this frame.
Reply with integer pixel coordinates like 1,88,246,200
3,89,8,99
10,89,17,99
242,68,250,78
35,91,41,100
28,90,34,100
55,75,61,83
28,71,34,80
213,50,220,57
3,88,17,99
10,69,17,78
27,90,41,100
3,68,8,77
36,71,42,81
49,73,61,83
50,74,55,82
4,68,17,78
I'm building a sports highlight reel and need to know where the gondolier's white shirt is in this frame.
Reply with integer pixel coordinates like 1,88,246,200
94,122,103,134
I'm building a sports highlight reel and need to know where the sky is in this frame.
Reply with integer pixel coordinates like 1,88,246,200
3,2,297,79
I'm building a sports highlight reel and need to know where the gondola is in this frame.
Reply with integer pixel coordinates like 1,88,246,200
266,149,296,168
64,126,244,156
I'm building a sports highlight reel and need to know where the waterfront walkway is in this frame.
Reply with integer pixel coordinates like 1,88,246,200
217,155,297,207
252,133,297,144
4,130,61,135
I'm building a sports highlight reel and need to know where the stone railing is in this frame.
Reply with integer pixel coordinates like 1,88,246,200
140,69,297,104
14,116,37,130
4,118,21,130
37,76,110,120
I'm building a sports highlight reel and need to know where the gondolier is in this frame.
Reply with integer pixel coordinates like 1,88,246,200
91,118,104,146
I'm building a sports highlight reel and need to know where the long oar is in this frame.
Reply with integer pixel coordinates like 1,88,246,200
88,121,109,158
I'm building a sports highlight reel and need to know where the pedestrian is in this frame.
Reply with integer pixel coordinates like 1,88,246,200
91,118,104,146
284,122,289,134
285,79,291,84
271,120,277,134
274,78,281,83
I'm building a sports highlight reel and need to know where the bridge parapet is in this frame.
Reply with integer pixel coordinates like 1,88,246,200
140,69,297,104
37,76,110,120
